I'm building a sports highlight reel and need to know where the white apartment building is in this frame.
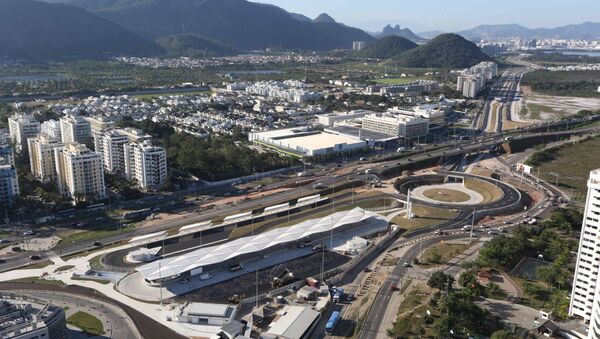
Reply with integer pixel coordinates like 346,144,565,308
60,114,91,144
27,134,64,182
54,143,105,201
0,163,19,205
456,61,498,98
40,120,62,140
570,169,600,335
8,113,41,152
85,116,115,152
361,113,429,139
125,141,167,191
100,130,129,174
353,41,367,51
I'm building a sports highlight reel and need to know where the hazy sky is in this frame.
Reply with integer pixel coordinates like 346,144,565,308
251,0,599,32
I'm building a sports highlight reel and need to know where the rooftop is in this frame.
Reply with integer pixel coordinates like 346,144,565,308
266,306,320,339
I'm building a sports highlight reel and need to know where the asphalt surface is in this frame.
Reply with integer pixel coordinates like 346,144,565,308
1,122,597,273
16,290,140,339
0,283,186,339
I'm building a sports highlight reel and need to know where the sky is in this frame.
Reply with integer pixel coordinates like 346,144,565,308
250,0,600,33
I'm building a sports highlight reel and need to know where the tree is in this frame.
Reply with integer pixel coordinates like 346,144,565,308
490,330,512,339
428,271,454,292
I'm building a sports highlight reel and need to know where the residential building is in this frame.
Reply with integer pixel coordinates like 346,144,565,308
8,113,41,152
54,143,106,201
85,115,115,152
0,163,19,206
27,134,64,182
40,119,62,139
570,169,600,332
100,130,129,174
456,61,498,98
60,114,91,144
361,113,429,139
353,41,367,51
125,141,168,191
0,136,14,166
0,292,67,339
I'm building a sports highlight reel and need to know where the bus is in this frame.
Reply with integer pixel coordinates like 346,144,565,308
325,311,340,335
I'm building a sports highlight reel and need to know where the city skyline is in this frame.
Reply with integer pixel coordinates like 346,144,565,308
251,0,600,32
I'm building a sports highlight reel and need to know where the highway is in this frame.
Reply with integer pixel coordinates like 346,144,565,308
1,118,598,273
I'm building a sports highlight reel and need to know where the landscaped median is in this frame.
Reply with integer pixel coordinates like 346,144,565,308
67,311,104,336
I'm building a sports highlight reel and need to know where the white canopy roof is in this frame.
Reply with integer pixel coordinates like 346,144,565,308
137,208,374,281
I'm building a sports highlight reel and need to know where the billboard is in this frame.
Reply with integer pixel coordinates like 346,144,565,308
516,163,533,174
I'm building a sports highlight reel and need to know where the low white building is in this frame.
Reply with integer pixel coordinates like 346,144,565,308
169,302,238,326
249,127,366,157
261,305,321,339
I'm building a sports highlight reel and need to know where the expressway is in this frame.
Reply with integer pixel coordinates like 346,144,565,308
1,119,598,273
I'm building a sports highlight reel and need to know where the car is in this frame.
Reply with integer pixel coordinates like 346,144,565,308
22,230,34,237
347,294,355,301
312,244,325,251
0,259,5,264
179,278,190,284
390,284,397,291
363,267,372,273
93,241,102,247
30,255,42,260
0,239,10,244
11,247,21,252
403,262,411,267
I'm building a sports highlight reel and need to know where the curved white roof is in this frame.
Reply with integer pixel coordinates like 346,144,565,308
137,207,374,281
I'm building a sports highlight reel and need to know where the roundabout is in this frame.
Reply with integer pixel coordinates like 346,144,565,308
415,183,483,205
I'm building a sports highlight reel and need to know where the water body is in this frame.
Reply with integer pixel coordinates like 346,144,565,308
0,74,68,81
553,50,600,57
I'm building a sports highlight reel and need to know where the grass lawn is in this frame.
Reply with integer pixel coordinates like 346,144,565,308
388,283,439,337
59,226,134,247
533,137,600,201
464,178,504,203
392,204,459,231
422,188,470,203
54,265,75,273
22,260,52,269
420,243,470,267
373,77,428,85
526,103,563,120
67,311,104,336
7,277,66,287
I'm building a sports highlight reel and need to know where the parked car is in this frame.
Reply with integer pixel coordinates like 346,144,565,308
30,255,42,260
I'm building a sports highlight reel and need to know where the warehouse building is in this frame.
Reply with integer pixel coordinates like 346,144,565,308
249,127,366,157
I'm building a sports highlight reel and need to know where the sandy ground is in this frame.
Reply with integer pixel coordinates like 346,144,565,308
0,236,60,257
522,86,600,121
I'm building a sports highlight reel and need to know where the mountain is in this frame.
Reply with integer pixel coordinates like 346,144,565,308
357,36,418,59
458,22,600,40
393,33,491,68
457,24,531,40
418,30,446,39
289,12,312,22
157,34,240,57
44,0,374,51
0,0,162,60
314,13,336,24
376,25,426,43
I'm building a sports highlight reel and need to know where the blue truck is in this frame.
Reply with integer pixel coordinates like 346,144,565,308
325,311,340,334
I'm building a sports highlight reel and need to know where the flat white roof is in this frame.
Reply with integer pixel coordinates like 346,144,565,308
179,221,212,233
224,211,253,222
183,302,232,318
129,231,167,244
283,133,365,151
267,306,320,338
137,208,378,281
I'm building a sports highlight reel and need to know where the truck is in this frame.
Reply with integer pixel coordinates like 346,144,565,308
306,277,319,288
325,311,340,335
332,288,344,303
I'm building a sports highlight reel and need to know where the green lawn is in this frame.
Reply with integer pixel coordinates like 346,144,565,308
7,277,66,287
54,265,75,273
464,178,504,203
420,243,470,267
59,226,133,247
67,311,104,336
532,137,600,201
373,77,428,85
422,188,470,203
392,205,459,231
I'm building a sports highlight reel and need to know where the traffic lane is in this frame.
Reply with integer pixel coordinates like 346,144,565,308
22,290,140,339
359,233,469,339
